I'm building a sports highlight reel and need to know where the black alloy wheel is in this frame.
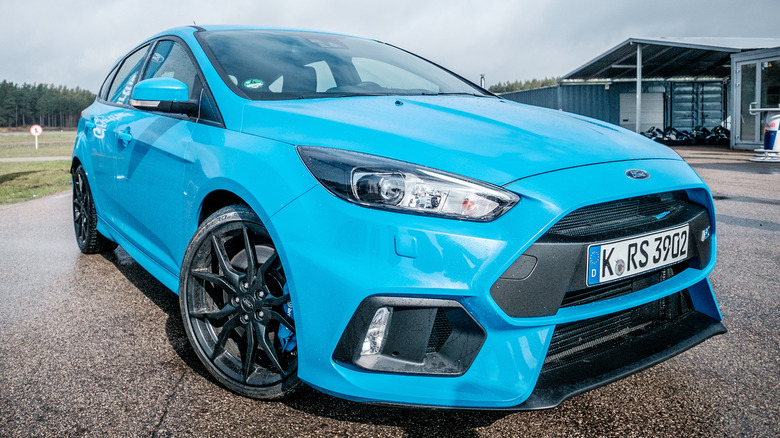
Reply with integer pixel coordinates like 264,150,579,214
71,164,117,254
180,205,300,399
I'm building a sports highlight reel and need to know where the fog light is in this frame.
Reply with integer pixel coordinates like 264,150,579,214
360,307,392,355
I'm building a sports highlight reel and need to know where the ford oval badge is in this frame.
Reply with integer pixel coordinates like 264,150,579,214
625,169,650,180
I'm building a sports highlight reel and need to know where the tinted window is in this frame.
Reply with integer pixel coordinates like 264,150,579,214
107,45,150,105
98,65,119,101
199,30,487,100
144,41,200,100
143,40,222,125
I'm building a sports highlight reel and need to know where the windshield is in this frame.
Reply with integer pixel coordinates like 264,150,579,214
198,30,489,100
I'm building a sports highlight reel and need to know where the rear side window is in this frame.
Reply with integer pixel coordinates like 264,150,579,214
98,65,119,101
107,45,150,105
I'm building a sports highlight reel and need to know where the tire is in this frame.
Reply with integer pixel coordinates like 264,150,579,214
179,205,301,399
72,164,118,254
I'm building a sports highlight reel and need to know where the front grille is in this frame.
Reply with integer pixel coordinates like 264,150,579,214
560,260,688,308
547,191,689,239
490,190,711,319
543,290,694,371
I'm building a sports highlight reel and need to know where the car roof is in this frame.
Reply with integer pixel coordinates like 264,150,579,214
150,25,373,43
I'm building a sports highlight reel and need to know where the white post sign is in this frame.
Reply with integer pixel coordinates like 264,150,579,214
30,124,43,150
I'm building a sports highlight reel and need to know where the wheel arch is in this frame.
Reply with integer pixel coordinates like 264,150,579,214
71,126,91,174
198,189,250,225
70,156,82,174
190,185,289,257
185,180,291,270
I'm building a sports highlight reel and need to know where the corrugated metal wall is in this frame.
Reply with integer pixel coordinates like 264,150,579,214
502,81,726,131
669,83,726,130
560,84,617,124
501,87,559,109
501,84,623,125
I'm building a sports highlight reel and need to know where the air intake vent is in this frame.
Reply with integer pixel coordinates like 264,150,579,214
543,290,694,371
426,309,453,353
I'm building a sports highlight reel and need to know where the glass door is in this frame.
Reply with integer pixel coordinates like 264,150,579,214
736,59,780,146
738,63,757,144
760,59,780,142
761,60,780,107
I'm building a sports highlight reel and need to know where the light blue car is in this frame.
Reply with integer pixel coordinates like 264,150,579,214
71,26,725,409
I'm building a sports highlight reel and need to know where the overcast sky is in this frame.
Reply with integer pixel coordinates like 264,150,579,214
1,0,777,92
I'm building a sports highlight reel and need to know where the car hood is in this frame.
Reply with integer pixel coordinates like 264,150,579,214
240,96,681,185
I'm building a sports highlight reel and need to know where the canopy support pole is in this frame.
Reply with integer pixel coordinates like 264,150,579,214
636,44,643,133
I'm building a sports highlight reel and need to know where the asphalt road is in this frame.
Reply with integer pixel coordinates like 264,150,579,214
0,148,778,437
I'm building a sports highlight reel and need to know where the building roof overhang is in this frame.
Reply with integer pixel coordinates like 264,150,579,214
562,37,780,82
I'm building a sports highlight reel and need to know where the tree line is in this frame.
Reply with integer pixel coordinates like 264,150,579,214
488,77,560,94
0,80,96,128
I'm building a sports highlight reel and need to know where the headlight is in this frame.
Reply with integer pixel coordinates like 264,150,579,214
297,146,519,221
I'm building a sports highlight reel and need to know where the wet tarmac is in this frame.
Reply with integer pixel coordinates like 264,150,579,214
0,148,778,437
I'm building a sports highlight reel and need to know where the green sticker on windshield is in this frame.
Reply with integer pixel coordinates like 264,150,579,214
243,79,264,89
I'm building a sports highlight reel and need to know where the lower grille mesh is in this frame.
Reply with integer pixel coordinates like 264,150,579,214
426,309,453,353
543,290,693,371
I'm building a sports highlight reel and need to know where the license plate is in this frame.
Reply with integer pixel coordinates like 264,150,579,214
587,225,689,286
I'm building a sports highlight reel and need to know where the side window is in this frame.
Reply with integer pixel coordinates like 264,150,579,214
144,41,199,100
107,44,150,105
143,40,221,124
98,65,119,101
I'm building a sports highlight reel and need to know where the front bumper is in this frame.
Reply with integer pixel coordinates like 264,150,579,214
267,158,724,409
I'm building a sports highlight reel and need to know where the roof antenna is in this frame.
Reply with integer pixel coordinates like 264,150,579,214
193,20,197,26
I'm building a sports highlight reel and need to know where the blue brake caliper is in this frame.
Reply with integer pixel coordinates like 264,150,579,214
278,284,296,353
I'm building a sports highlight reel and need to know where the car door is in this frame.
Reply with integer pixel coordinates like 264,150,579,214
112,38,221,275
82,44,150,225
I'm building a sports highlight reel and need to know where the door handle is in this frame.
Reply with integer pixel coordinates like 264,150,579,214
117,129,133,144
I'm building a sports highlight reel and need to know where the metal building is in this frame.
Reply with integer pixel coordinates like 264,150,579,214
502,38,780,150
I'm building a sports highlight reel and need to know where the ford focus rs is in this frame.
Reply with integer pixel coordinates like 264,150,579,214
71,25,725,409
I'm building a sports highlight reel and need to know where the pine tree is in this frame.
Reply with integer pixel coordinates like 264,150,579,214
0,81,17,127
0,81,96,128
488,77,560,94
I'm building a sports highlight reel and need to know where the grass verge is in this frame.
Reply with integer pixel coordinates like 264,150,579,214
0,160,72,204
0,131,76,158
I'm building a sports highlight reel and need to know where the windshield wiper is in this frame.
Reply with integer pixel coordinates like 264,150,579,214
420,92,493,98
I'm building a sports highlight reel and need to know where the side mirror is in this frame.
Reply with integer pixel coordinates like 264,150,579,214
131,78,198,117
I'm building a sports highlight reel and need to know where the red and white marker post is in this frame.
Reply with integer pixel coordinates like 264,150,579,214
30,124,43,150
